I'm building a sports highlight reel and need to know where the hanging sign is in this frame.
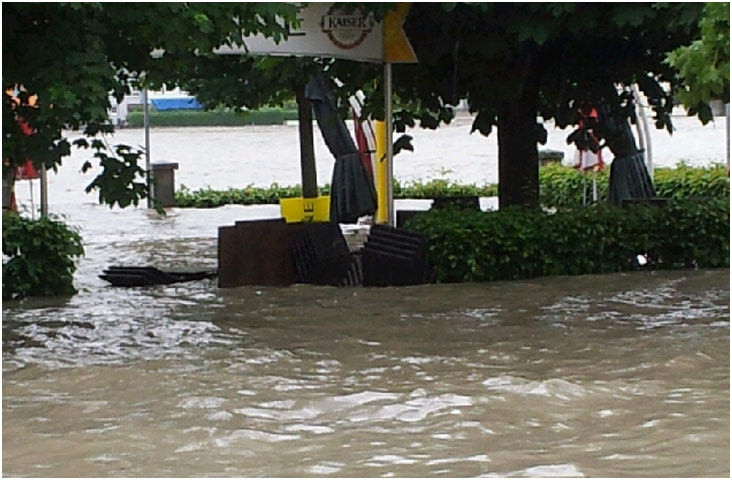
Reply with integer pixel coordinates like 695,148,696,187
215,3,416,64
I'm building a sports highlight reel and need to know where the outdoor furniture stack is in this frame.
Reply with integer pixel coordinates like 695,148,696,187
217,219,434,288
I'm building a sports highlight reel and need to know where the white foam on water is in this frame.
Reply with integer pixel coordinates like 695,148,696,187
306,462,344,475
427,454,491,466
366,454,418,466
176,396,226,409
206,410,233,422
483,375,586,399
483,463,584,477
283,424,335,434
213,429,301,447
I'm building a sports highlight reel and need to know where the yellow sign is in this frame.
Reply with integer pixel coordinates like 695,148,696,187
384,4,417,63
280,196,331,223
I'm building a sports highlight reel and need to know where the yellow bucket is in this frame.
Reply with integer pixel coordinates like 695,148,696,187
279,196,330,223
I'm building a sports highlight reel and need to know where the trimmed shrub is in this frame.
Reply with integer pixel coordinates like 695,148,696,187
653,163,730,199
175,184,330,208
175,180,497,209
394,178,498,199
405,198,729,283
539,163,729,208
3,213,85,300
126,108,299,128
174,165,726,209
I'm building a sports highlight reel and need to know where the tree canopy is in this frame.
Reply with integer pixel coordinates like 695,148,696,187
666,2,730,122
394,3,705,207
3,3,717,210
2,2,298,207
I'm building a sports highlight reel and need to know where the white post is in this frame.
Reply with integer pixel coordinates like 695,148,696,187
384,62,394,227
632,86,653,177
142,89,152,208
40,163,48,217
726,103,730,172
29,178,35,220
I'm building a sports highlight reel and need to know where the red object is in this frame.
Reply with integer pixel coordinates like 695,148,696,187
16,160,39,180
14,116,40,179
574,107,605,172
353,111,374,179
17,117,34,136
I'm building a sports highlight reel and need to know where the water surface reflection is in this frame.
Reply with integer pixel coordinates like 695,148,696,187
3,254,729,476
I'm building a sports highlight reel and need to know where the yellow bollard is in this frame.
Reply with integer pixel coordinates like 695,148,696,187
374,120,388,224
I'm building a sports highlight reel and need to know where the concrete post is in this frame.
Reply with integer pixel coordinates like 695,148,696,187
151,162,179,208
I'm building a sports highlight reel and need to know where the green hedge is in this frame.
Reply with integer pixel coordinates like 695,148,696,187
176,183,313,208
126,108,298,127
540,163,729,208
405,198,729,283
2,213,84,300
174,165,727,209
175,179,497,208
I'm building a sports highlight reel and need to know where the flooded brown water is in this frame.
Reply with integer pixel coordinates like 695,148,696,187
3,222,729,476
3,116,730,476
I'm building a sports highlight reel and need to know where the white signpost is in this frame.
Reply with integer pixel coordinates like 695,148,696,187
215,3,417,226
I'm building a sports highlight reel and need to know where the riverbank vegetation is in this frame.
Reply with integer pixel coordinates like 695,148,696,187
175,179,500,208
405,198,730,283
174,164,728,209
2,212,84,300
126,107,299,128
539,163,729,208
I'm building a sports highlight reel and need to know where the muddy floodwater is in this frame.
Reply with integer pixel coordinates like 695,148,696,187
3,114,730,477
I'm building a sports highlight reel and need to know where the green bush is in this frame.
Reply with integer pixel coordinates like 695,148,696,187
174,165,726,209
175,183,332,208
539,163,729,208
394,178,497,199
653,163,730,199
126,108,298,128
405,198,729,283
2,213,85,300
175,180,497,209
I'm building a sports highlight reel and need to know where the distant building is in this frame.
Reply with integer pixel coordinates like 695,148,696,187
107,87,202,126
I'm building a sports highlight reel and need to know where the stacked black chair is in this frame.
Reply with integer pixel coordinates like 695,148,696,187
361,224,435,286
290,222,362,286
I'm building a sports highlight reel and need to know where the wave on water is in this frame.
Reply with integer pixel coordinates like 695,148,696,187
482,375,587,399
482,463,585,477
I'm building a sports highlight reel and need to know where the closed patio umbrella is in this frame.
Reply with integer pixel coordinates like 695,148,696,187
596,102,656,205
305,73,377,223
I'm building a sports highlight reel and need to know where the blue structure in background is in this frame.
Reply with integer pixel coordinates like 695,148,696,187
150,97,203,111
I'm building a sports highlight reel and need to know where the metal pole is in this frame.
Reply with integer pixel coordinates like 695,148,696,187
29,178,34,220
384,62,394,227
143,89,152,208
726,103,730,172
632,86,653,177
40,163,48,217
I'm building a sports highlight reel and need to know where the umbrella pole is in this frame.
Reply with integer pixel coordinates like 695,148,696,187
40,163,48,217
384,62,394,227
632,86,653,178
726,103,730,172
29,179,35,220
295,84,318,199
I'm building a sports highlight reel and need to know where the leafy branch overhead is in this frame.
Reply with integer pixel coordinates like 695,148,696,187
666,2,730,124
2,3,718,210
2,3,299,208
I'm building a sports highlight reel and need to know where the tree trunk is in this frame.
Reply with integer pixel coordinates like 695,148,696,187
497,50,541,209
295,84,318,198
497,99,539,209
